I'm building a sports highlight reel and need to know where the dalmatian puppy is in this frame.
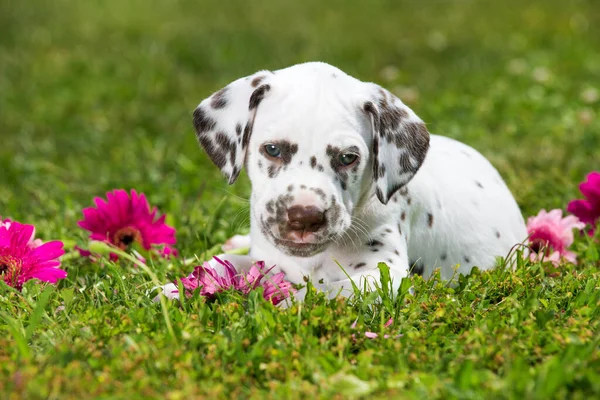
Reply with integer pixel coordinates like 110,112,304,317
181,62,527,299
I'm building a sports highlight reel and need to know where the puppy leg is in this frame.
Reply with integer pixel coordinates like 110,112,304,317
222,234,251,252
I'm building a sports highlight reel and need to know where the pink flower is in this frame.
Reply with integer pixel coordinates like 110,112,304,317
78,189,177,259
526,209,585,264
567,171,600,236
172,257,295,305
1,218,43,249
0,220,66,291
351,317,399,340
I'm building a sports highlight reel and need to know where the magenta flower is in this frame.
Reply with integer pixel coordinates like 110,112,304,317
526,209,585,264
78,189,177,259
1,218,43,249
171,257,295,305
567,171,600,236
0,220,66,290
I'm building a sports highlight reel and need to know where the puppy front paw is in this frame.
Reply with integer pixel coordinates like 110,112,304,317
222,234,251,252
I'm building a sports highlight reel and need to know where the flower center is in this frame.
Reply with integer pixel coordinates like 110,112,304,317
529,226,564,255
113,227,141,250
0,254,22,288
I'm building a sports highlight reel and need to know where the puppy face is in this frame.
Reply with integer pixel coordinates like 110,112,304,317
192,62,429,257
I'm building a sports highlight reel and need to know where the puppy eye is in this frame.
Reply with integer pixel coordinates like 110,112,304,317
339,153,358,166
264,144,281,158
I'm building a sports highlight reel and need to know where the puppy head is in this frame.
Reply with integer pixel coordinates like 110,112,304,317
193,62,429,257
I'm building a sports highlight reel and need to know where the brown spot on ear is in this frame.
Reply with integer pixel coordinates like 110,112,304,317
427,213,434,227
249,84,271,110
251,75,266,88
210,87,228,109
193,107,217,135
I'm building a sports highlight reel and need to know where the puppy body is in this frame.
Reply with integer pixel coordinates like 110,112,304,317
190,62,527,298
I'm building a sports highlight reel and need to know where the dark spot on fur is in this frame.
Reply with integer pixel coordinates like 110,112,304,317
354,262,366,269
235,123,242,136
394,249,400,256
400,211,406,221
310,156,317,168
475,181,484,189
210,87,228,109
427,213,434,227
399,187,409,197
300,185,306,189
440,253,447,261
266,200,275,213
464,256,471,263
410,260,424,276
249,84,270,110
193,107,217,135
251,75,266,88
287,184,294,192
407,197,412,205
267,165,281,178
495,230,501,239
385,228,392,233
371,248,379,252
366,239,383,247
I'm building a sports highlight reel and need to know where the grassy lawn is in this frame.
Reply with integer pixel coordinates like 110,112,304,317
1,0,600,398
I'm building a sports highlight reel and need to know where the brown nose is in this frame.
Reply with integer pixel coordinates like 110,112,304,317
287,206,325,232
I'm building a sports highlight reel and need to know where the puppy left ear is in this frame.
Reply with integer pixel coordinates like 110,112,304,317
193,71,273,184
363,85,430,204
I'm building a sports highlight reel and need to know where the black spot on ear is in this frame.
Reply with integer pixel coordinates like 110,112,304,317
251,75,266,88
427,213,434,227
242,123,252,149
210,87,228,109
475,181,484,189
249,84,271,110
193,107,217,135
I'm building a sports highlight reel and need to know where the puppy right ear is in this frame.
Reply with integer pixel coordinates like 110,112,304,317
193,71,273,184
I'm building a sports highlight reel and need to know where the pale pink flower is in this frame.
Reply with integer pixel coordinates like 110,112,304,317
172,257,295,305
526,209,585,264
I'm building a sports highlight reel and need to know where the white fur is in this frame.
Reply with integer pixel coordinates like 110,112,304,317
162,62,527,300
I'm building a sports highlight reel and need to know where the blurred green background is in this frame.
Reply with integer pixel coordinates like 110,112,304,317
0,0,598,248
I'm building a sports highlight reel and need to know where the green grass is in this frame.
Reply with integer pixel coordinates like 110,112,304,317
1,0,600,398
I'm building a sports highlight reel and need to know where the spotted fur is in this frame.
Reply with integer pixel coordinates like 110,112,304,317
186,62,528,301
